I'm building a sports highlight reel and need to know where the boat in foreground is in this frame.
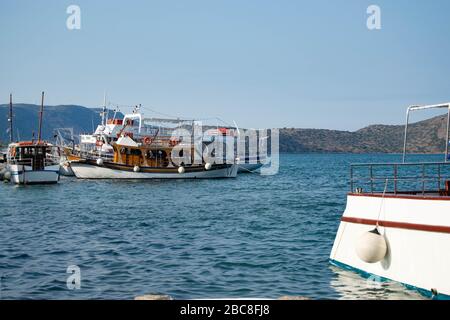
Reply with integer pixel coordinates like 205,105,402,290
330,102,450,299
7,141,60,184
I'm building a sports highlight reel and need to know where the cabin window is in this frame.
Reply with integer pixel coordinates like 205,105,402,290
131,149,141,156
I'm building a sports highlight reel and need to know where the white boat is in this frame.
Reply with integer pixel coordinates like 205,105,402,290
5,92,60,185
7,141,60,184
70,160,238,179
203,126,270,173
330,102,450,299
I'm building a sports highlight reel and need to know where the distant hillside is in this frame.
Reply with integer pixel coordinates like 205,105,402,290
279,115,449,153
0,103,448,153
0,104,122,143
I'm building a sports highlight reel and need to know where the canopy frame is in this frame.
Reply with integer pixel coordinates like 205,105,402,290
403,103,450,163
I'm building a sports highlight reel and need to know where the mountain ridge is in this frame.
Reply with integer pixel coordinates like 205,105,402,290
1,103,448,153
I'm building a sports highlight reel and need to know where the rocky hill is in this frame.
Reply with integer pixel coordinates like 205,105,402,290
279,115,448,153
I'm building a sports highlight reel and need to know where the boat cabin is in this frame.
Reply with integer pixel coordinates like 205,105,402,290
112,144,191,168
8,142,57,170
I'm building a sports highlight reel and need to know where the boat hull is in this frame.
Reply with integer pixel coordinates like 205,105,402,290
70,161,238,179
330,194,450,299
8,164,60,184
238,163,263,173
237,156,266,173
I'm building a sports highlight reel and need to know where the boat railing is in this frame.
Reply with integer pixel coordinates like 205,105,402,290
7,158,33,166
350,162,450,195
44,156,60,167
75,150,114,161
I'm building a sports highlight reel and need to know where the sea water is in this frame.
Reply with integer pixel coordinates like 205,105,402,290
1,154,438,299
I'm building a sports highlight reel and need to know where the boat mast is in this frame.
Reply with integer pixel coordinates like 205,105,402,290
8,93,13,143
38,91,44,143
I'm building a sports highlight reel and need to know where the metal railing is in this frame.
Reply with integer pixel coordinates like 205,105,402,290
350,162,450,195
7,158,33,166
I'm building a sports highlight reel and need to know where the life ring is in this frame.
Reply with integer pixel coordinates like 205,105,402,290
169,138,179,147
143,136,153,145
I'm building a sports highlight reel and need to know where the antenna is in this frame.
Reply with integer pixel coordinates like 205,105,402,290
113,106,118,121
37,91,44,143
101,92,107,126
8,94,13,143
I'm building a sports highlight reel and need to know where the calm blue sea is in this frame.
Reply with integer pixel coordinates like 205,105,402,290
0,154,441,300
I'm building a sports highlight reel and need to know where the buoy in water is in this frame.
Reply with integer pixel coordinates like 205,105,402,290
96,158,104,166
355,228,387,263
205,163,212,170
178,166,185,174
133,166,140,172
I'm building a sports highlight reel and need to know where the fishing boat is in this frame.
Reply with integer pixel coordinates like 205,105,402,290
6,92,60,184
69,139,238,179
7,141,60,184
330,102,450,299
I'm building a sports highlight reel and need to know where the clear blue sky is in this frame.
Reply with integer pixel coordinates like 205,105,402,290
1,0,450,130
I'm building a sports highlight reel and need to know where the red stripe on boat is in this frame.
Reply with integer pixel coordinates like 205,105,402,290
341,216,450,234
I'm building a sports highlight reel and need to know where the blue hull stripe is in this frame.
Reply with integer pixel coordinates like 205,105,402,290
11,170,59,175
329,259,450,300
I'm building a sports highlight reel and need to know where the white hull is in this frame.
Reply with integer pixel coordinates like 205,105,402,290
238,163,263,173
8,164,60,184
330,194,450,299
237,156,267,173
70,162,238,179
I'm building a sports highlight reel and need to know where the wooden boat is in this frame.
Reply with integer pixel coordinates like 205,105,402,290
68,130,237,179
330,102,450,299
66,105,238,179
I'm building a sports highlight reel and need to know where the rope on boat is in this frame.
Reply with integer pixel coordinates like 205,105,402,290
375,179,389,230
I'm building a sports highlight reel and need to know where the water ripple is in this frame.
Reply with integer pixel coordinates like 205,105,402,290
0,154,432,299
